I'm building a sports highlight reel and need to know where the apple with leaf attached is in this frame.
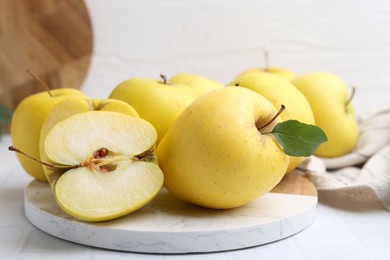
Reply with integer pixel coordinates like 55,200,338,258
157,87,327,209
229,72,316,173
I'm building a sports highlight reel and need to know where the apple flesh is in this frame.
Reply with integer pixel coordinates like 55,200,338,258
42,111,163,222
39,98,139,159
157,87,289,209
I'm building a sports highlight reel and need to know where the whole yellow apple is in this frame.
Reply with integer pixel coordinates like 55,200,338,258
157,87,289,209
292,72,358,157
169,72,223,96
229,72,315,173
10,88,85,181
109,76,198,144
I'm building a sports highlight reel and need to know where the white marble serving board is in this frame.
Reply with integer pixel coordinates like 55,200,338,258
24,179,317,253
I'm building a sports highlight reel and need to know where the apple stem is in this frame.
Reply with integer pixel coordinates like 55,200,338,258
160,74,168,84
257,104,286,130
26,69,53,97
345,86,356,107
8,146,71,169
264,50,270,71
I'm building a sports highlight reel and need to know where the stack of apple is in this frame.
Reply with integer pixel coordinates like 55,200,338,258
9,64,357,222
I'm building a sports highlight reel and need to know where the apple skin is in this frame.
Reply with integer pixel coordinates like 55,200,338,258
238,67,296,81
169,73,223,96
10,88,85,181
292,72,358,157
109,78,198,144
230,72,315,173
157,87,289,209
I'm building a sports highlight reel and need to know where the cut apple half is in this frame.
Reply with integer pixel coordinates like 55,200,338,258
42,111,163,222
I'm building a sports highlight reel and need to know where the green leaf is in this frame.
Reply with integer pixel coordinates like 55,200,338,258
0,103,13,125
270,120,327,157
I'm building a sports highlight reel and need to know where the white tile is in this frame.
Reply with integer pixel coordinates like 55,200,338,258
227,238,298,260
17,254,88,260
0,184,25,213
348,224,390,248
20,229,89,254
0,229,24,254
251,237,295,250
292,223,359,249
312,203,340,225
164,253,233,260
301,249,374,260
0,171,11,186
90,250,166,260
0,211,29,228
232,249,301,260
337,209,390,225
91,250,231,260
369,248,390,260
0,136,21,184
0,166,33,212
90,254,152,260
320,192,390,225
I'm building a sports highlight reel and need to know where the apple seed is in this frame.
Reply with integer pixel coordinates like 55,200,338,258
94,148,109,158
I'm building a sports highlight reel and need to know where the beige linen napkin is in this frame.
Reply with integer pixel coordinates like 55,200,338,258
297,108,390,211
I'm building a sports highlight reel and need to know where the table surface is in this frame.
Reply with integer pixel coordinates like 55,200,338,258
1,113,390,260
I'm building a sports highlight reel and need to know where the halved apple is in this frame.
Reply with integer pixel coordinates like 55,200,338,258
42,111,163,222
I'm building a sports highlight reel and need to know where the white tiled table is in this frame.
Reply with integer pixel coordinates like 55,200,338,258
1,114,390,260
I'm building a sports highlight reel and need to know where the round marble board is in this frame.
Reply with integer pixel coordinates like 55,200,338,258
24,171,317,254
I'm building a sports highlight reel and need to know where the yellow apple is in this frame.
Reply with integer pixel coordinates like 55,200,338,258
169,72,223,96
109,76,198,144
229,72,315,173
10,88,85,181
239,67,296,81
238,52,296,81
157,87,289,209
42,111,163,221
292,72,358,157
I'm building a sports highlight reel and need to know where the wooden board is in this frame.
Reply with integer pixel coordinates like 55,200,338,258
0,0,92,112
24,171,318,253
271,170,318,196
